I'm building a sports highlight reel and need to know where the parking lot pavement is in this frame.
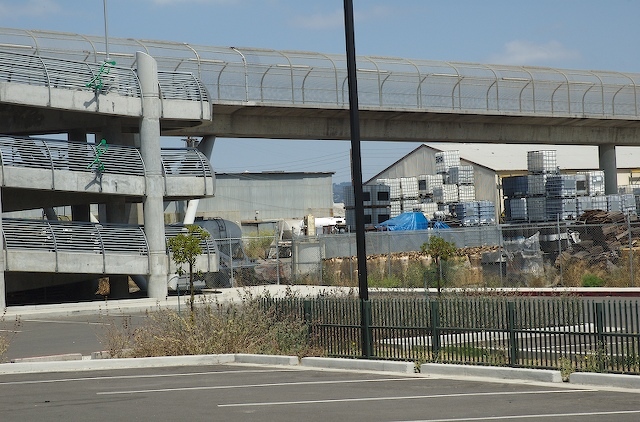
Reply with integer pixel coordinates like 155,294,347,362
0,363,639,422
0,313,148,362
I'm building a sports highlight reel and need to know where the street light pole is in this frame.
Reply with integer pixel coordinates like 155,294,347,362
343,0,371,358
103,0,110,61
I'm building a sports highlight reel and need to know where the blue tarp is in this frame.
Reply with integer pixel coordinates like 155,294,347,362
376,212,429,231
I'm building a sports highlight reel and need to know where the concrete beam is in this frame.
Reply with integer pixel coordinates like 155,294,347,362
179,106,640,146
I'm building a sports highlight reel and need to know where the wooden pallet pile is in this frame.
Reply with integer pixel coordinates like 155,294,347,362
559,210,640,267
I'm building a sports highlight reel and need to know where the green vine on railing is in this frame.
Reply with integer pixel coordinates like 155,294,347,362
87,138,109,172
86,60,116,92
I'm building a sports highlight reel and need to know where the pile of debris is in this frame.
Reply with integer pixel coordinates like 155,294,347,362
559,210,640,268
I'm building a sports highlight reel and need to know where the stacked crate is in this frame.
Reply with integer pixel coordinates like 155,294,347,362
344,183,391,229
578,170,605,196
528,150,559,222
502,175,528,221
433,184,458,204
545,174,577,221
418,174,443,200
453,202,479,226
478,200,497,225
400,176,419,214
413,202,439,218
435,150,460,175
620,193,636,215
377,178,402,218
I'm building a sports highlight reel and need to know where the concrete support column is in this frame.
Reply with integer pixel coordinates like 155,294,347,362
137,51,167,300
598,144,618,195
198,135,215,160
68,130,91,222
0,187,5,310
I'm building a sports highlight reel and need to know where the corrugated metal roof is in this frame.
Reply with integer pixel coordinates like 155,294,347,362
424,143,640,172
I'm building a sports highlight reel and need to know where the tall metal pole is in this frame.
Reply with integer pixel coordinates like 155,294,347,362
103,0,110,61
343,0,371,358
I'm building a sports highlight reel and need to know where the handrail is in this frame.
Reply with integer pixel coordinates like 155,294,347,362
2,27,640,119
0,50,209,113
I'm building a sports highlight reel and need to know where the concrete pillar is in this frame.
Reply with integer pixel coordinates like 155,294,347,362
0,187,5,309
598,145,618,195
68,130,91,222
137,51,168,300
198,135,215,160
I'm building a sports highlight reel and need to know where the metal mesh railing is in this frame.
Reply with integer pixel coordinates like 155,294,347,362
1,218,148,255
160,148,213,177
2,27,639,119
0,135,146,176
0,49,209,107
0,50,141,97
157,71,209,102
0,135,216,181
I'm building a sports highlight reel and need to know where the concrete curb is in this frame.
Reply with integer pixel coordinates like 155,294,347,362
570,372,640,389
0,354,236,375
12,353,83,363
301,357,415,374
234,354,299,366
420,363,563,383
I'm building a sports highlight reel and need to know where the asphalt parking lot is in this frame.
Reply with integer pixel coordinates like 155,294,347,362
0,363,639,422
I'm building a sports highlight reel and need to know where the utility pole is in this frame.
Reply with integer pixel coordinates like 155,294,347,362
343,0,371,358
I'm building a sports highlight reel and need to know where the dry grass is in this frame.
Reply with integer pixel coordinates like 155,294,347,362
104,290,323,359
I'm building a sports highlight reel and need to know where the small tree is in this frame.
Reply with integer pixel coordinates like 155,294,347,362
167,225,210,314
421,236,457,296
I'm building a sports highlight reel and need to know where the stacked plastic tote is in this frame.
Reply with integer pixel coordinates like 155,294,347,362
502,149,636,222
343,184,391,230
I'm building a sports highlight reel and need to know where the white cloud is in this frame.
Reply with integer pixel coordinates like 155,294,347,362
489,40,581,66
0,0,60,17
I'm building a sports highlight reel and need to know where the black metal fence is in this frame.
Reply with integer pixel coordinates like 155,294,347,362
265,296,640,374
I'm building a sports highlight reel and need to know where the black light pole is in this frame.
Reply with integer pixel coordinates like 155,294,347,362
343,0,371,358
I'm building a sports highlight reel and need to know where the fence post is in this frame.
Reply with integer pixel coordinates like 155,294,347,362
430,300,441,359
387,231,392,280
556,217,563,286
303,299,312,340
361,299,373,358
507,301,518,366
628,214,634,287
228,238,234,288
349,232,354,286
595,301,605,372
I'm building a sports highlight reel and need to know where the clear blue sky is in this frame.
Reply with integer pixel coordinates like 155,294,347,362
1,0,638,183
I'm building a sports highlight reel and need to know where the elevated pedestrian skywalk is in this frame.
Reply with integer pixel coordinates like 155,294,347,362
1,27,640,145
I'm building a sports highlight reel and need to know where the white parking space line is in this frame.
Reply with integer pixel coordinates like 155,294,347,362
399,409,640,421
97,377,422,395
217,389,595,408
0,369,294,386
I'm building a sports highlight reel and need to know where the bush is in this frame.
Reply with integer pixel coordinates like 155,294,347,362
244,231,275,259
104,290,322,359
582,273,605,287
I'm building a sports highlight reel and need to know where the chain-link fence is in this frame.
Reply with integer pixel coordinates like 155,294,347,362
206,214,640,289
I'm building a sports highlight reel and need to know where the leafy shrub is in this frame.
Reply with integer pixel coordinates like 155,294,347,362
582,273,605,287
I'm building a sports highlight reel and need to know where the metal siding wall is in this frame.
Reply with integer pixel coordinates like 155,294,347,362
192,173,334,221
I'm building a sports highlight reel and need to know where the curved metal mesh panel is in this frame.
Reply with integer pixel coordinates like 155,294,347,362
1,27,639,118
